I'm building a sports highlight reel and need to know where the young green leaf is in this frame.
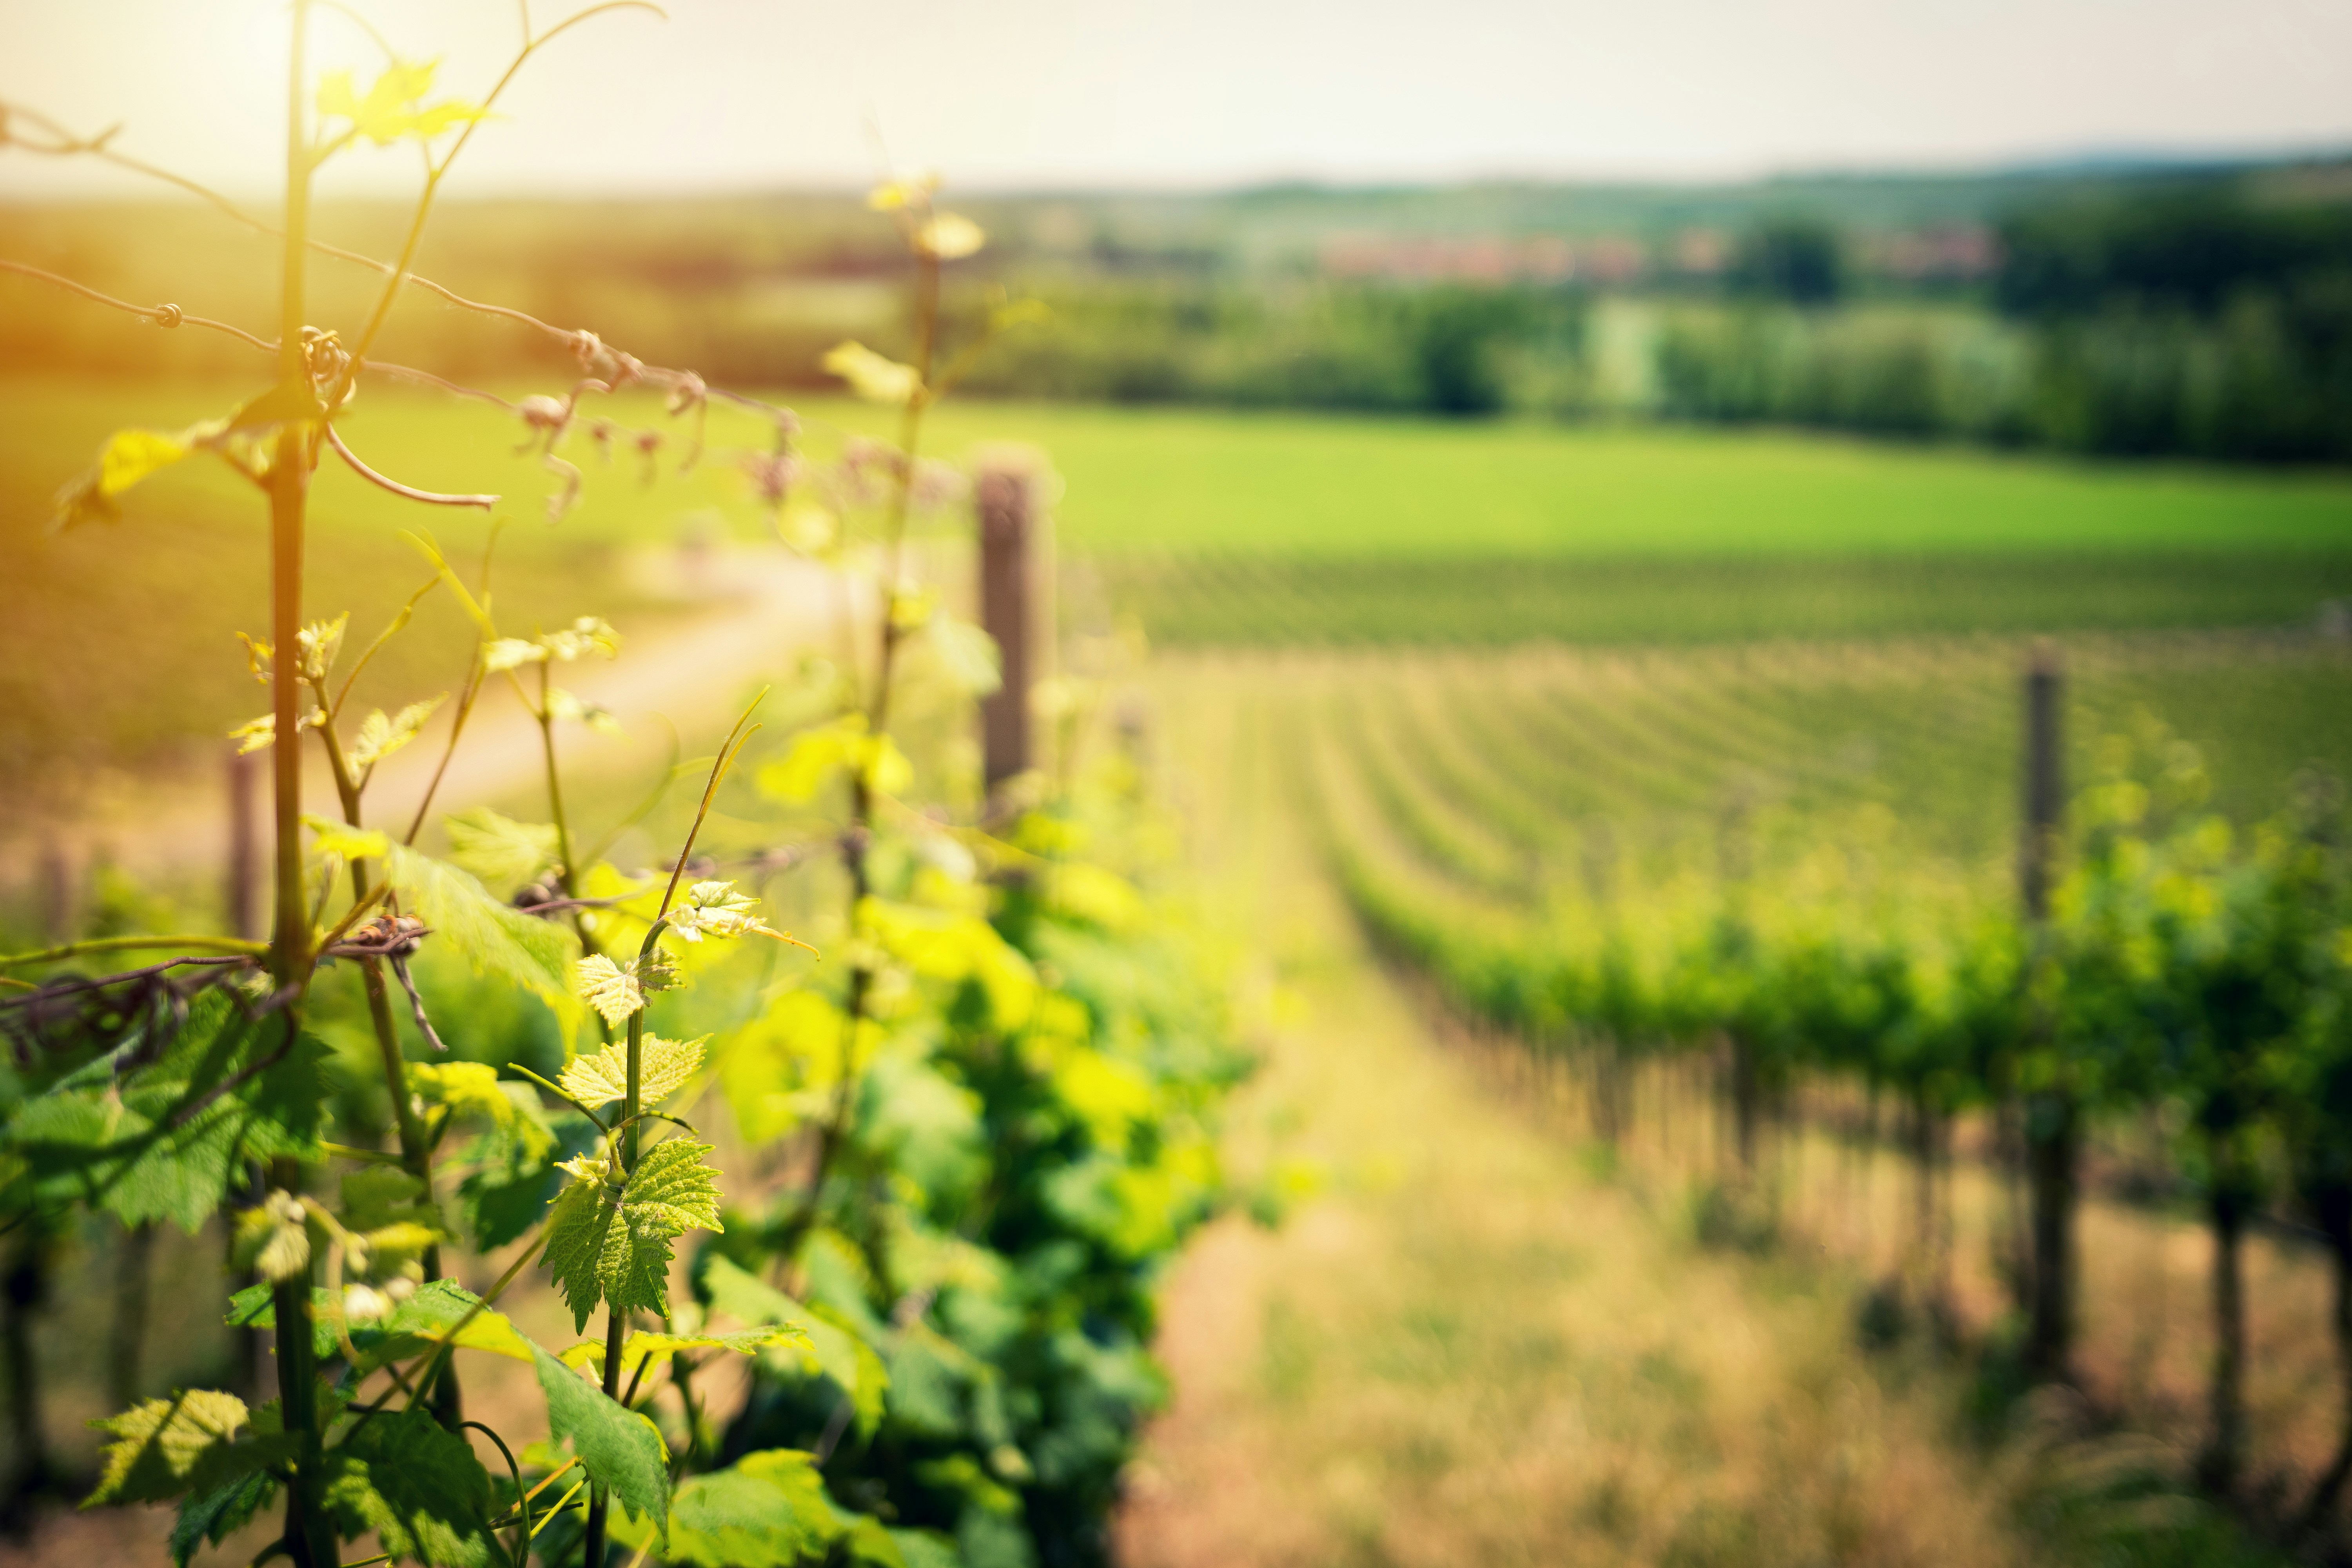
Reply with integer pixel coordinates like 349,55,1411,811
407,1062,549,1148
169,1470,278,1568
232,1192,313,1283
343,1278,537,1372
546,686,623,734
559,1034,708,1110
53,420,227,528
316,60,489,147
306,816,389,864
575,953,646,1028
758,715,914,804
543,1140,724,1331
348,696,446,771
699,1256,890,1437
484,636,546,672
666,881,798,946
539,616,622,661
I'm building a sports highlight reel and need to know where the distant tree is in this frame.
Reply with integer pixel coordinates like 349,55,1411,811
1408,287,1527,416
1732,218,1847,306
1995,189,2352,318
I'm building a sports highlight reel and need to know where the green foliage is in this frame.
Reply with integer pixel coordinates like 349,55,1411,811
8,993,330,1231
319,1408,498,1568
8,71,1244,1568
441,807,561,896
384,843,579,1018
532,1343,673,1530
85,1390,289,1508
559,1033,706,1109
608,1450,843,1567
544,1139,724,1331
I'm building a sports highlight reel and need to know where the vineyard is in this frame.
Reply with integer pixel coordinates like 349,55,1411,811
6,7,2352,1568
1270,629,2352,1534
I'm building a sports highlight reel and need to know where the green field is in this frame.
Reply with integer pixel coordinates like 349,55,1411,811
16,380,2352,557
6,375,2352,789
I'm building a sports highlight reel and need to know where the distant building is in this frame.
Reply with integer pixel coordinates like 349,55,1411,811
1320,233,1601,285
1859,225,1999,282
1670,228,1730,276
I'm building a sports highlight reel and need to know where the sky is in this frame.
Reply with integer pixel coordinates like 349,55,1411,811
1,0,2349,200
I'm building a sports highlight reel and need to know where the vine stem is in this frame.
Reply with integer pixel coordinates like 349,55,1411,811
581,700,759,1568
263,8,338,1564
304,665,455,1416
782,235,943,1253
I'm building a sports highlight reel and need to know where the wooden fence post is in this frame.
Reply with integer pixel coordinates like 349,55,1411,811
2020,640,2076,1381
36,842,77,944
976,453,1044,797
228,743,264,941
2021,643,2064,920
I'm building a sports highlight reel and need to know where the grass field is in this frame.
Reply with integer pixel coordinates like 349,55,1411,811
16,379,2352,559
6,374,2352,795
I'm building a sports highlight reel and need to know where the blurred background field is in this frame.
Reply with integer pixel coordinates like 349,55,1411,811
5,373,2349,813
8,8,2352,1564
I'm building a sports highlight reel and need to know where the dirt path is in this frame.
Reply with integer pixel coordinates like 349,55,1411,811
1114,663,2037,1568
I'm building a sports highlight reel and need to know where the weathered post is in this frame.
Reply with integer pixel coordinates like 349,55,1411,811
976,451,1044,798
227,743,264,941
2020,640,2076,1381
2021,644,2063,921
36,841,77,944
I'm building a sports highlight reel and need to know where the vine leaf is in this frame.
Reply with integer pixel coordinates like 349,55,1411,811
532,1344,671,1537
441,807,560,895
408,1062,549,1149
559,1034,707,1110
543,1140,723,1331
353,1278,538,1368
606,1450,848,1568
84,1390,291,1508
316,61,490,147
385,844,579,1020
319,1407,498,1568
575,954,646,1028
758,715,913,804
458,1101,590,1251
348,696,446,771
699,1256,890,1438
53,421,225,528
10,995,330,1232
169,1470,278,1568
